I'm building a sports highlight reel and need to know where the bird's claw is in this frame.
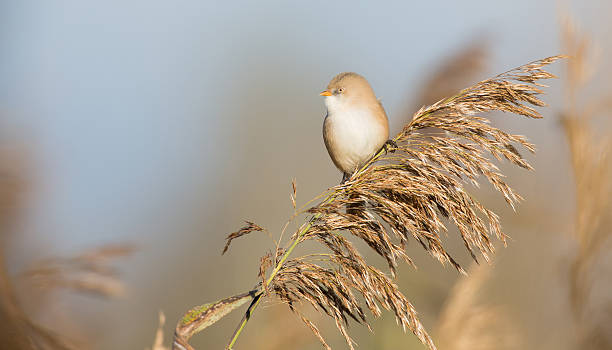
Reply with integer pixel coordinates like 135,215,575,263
341,172,351,184
383,139,398,153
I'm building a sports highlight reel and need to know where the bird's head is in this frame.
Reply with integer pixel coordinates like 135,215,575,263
320,72,377,112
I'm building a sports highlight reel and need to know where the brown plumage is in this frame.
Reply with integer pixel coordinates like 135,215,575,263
320,72,390,183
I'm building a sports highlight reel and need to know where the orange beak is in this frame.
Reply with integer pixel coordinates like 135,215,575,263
319,90,332,96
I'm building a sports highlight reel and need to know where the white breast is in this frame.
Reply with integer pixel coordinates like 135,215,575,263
323,103,387,174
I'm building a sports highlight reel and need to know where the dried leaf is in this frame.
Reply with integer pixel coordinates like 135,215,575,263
174,290,259,348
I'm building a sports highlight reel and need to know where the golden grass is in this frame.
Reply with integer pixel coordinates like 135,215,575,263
189,55,565,350
413,39,489,110
147,312,170,350
559,13,612,349
0,147,133,350
20,244,134,298
435,263,521,350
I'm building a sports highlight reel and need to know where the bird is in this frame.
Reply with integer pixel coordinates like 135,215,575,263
320,72,393,184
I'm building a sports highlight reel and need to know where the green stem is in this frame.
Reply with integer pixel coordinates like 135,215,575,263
226,211,324,349
226,133,405,349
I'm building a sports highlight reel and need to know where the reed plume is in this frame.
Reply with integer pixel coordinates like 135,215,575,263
0,146,133,350
148,312,170,350
0,148,73,350
175,56,563,350
413,39,489,109
4,243,134,350
20,244,135,298
435,263,521,350
559,14,612,349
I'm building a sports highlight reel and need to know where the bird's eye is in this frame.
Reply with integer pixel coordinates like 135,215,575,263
338,88,344,93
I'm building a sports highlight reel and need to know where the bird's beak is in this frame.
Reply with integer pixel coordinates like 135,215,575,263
319,90,332,96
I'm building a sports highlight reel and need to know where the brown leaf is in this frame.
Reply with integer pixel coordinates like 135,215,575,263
174,290,259,348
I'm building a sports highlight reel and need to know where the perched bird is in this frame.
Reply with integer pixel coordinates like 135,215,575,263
320,72,392,183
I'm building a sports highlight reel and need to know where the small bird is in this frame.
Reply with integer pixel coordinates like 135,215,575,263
320,72,392,183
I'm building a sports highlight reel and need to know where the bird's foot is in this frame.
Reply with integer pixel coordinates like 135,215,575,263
341,172,351,184
383,139,398,153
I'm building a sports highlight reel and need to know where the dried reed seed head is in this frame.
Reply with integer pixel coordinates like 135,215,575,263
309,57,563,271
414,40,489,109
21,244,133,298
298,312,331,350
222,221,264,255
272,257,434,350
148,311,170,350
559,14,612,335
259,252,274,295
291,178,298,209
24,320,82,350
435,263,522,350
227,56,563,350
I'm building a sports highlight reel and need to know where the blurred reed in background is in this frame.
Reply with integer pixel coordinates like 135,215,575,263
560,13,612,349
0,145,133,349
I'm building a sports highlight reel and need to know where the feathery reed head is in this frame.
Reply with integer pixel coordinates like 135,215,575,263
21,244,135,298
559,14,612,349
414,40,489,109
435,263,522,350
211,56,564,350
